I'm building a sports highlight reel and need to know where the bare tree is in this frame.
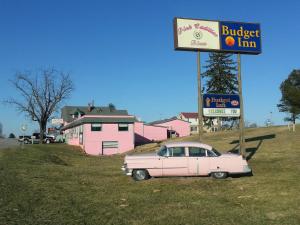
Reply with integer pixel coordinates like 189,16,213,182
0,122,3,138
6,68,74,143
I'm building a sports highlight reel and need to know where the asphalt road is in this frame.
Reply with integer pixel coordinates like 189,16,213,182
0,138,19,149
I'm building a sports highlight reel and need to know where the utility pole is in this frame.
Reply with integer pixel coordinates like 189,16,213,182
197,51,204,141
237,54,245,157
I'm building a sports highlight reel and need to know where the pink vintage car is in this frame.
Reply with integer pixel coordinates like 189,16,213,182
122,142,251,181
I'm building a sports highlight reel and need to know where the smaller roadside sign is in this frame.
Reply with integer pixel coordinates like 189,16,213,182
203,94,240,117
51,118,63,125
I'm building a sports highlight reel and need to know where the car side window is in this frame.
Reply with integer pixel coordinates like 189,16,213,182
207,150,217,157
158,146,169,156
189,147,206,157
168,147,185,157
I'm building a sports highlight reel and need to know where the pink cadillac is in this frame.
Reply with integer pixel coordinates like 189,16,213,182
122,142,251,180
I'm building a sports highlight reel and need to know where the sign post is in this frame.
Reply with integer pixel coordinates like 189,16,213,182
237,54,245,157
197,52,204,141
20,124,27,149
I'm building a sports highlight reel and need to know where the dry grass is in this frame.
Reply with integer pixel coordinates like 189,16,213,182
0,125,299,225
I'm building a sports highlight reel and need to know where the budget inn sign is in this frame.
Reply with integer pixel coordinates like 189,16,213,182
174,17,261,54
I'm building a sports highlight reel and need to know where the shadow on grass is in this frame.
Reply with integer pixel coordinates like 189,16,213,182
229,171,253,178
228,134,276,161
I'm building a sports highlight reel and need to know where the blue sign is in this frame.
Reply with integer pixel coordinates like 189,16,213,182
203,94,240,117
203,94,240,108
220,22,261,54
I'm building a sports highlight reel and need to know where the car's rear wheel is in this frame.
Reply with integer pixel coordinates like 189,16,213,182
24,139,29,144
132,169,150,181
211,172,228,179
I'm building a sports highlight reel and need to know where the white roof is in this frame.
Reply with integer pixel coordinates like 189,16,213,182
164,141,212,150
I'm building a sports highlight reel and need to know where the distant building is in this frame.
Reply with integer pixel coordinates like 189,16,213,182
134,121,168,145
178,112,219,133
178,113,199,134
148,117,190,138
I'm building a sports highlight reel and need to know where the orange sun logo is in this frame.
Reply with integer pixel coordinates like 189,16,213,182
225,36,235,47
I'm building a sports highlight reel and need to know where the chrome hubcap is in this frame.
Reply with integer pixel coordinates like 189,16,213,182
136,170,146,180
215,172,224,178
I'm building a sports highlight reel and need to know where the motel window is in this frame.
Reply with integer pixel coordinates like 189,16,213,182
118,123,129,131
91,123,102,131
102,141,118,148
191,126,198,132
74,128,78,138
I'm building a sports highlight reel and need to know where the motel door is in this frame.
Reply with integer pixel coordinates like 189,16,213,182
102,141,118,155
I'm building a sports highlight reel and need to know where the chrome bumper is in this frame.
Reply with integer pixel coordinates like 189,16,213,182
243,165,252,173
121,165,132,176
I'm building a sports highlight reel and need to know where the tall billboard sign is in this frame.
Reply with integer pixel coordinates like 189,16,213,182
173,17,261,155
174,18,261,55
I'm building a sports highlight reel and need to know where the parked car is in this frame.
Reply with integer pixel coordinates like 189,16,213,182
18,135,32,144
122,142,252,181
18,133,55,144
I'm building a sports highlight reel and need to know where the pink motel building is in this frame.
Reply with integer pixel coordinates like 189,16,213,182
61,105,191,155
61,105,135,155
134,121,168,145
148,117,190,138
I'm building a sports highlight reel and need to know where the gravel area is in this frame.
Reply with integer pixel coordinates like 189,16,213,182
0,138,19,149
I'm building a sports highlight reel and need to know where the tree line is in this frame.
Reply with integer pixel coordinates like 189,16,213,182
277,69,300,131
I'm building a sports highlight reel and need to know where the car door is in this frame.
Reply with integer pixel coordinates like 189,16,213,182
188,147,210,176
162,146,188,176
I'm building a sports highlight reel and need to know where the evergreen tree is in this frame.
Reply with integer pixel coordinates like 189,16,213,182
277,69,300,131
202,53,238,130
8,133,16,138
202,53,238,94
108,103,116,112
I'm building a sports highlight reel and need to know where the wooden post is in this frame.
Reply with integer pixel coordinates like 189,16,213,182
237,54,245,157
197,51,204,141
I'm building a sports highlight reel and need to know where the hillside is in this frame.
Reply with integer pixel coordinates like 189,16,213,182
0,125,299,225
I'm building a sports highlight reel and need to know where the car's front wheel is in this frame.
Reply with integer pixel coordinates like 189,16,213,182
211,172,228,179
45,139,50,144
132,169,150,181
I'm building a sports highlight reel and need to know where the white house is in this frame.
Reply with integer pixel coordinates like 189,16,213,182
178,112,199,134
178,112,220,133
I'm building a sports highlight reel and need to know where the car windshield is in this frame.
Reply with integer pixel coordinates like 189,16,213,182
211,148,221,156
157,146,168,156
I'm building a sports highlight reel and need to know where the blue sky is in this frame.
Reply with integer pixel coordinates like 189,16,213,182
0,0,299,135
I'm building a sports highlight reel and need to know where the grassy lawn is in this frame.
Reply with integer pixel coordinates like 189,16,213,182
1,126,299,225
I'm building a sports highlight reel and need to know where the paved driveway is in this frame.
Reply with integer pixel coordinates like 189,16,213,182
0,138,19,149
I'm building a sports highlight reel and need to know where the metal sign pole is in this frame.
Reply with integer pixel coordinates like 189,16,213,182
197,51,204,141
237,54,245,157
